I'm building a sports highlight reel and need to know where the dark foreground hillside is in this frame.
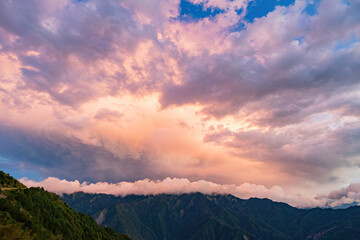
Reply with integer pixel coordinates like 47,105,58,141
62,192,360,240
0,171,130,240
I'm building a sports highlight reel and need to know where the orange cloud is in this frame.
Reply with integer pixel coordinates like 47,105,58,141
1,0,360,199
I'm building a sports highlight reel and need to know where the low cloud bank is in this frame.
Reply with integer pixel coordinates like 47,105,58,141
316,183,360,208
19,177,345,208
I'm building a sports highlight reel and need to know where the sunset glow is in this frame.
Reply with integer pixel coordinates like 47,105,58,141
1,0,360,207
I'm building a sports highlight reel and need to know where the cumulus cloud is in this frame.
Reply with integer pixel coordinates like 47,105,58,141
161,0,360,124
1,0,360,198
316,183,360,208
0,0,177,106
19,176,325,208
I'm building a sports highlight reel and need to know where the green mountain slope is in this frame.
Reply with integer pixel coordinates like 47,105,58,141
0,171,26,189
0,171,131,240
62,192,360,240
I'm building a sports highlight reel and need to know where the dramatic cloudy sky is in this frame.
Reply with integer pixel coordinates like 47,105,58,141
1,0,360,207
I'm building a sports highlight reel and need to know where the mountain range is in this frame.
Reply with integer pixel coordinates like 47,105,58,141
2,169,360,240
62,192,360,240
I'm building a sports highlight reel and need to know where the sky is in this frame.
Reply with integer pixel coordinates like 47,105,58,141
0,0,360,208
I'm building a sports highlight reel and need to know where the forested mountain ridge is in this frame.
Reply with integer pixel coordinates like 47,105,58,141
0,171,26,189
63,192,360,240
0,171,131,240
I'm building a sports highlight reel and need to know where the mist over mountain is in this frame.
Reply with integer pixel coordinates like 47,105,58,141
62,192,360,240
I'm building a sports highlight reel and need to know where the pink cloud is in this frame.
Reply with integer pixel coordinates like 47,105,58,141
1,0,360,200
20,176,327,208
315,183,360,208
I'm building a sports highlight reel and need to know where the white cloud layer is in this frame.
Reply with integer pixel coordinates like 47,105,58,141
20,176,345,208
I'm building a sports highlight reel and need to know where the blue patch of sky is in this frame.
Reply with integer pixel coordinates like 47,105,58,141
3,169,42,182
244,0,295,22
294,36,306,45
228,0,295,33
341,0,351,6
172,0,322,33
0,156,11,163
0,156,42,181
228,21,246,33
174,0,224,22
303,0,322,16
335,34,359,51
235,8,244,15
